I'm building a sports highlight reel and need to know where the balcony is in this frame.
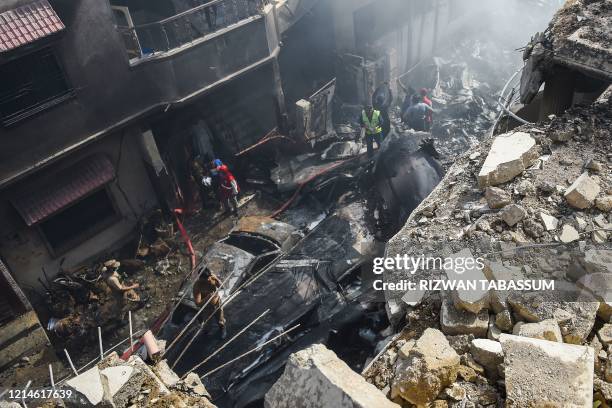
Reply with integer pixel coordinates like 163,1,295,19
112,0,269,64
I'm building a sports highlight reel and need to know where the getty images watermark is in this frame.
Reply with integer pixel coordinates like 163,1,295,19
370,253,555,292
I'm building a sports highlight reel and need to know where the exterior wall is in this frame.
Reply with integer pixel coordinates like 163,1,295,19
0,0,279,188
0,128,158,290
329,0,483,70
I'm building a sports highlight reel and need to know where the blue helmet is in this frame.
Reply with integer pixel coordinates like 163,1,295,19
213,159,223,167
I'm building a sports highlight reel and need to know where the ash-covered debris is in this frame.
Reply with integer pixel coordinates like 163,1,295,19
393,38,518,160
521,0,612,105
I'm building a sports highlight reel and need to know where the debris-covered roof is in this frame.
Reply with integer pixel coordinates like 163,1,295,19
0,0,65,53
547,0,612,77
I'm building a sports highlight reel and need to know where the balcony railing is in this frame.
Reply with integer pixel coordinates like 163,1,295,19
115,0,268,61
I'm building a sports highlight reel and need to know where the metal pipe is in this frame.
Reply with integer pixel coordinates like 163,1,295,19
49,364,55,389
179,309,270,375
98,327,104,362
200,324,301,379
64,349,78,376
129,311,134,351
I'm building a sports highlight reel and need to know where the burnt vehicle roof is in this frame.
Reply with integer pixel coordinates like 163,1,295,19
231,216,297,247
167,198,380,408
178,242,256,310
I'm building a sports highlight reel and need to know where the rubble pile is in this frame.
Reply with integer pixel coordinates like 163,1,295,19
358,89,612,406
56,351,216,407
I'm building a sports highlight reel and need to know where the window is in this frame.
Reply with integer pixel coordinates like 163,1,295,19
0,47,72,126
38,188,119,255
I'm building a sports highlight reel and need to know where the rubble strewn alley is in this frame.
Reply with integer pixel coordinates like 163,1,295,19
0,0,610,407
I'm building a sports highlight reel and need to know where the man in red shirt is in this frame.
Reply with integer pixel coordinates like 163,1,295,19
420,88,433,130
213,159,239,216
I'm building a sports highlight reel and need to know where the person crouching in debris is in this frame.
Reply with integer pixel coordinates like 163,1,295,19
359,105,384,158
103,260,140,319
193,268,227,339
403,94,435,132
213,159,240,216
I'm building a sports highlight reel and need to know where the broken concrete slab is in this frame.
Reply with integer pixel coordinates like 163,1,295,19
538,212,559,231
500,334,594,407
559,224,580,243
99,365,134,398
391,329,460,406
478,132,540,187
265,344,399,408
484,186,511,209
445,249,489,314
154,360,180,388
501,204,526,227
469,338,503,380
512,319,562,342
65,366,104,406
440,296,489,337
564,172,601,209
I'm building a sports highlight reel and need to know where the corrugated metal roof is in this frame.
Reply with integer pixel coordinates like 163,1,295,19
10,154,115,226
0,0,65,53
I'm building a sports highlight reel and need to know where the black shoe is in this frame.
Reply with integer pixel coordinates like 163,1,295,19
220,326,227,339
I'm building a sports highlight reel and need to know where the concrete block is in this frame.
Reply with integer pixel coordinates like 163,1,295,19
265,344,399,408
500,334,594,407
564,172,600,209
478,132,539,187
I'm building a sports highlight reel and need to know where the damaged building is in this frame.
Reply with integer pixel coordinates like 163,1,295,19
1,0,607,407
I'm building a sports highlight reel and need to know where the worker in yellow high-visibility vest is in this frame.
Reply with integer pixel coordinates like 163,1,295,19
359,105,384,158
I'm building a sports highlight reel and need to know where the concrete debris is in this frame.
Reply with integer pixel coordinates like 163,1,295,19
484,186,511,209
564,172,601,209
507,283,599,344
477,132,539,187
500,334,594,407
391,329,460,406
179,372,211,398
559,224,580,243
596,195,612,212
598,324,612,346
469,338,503,380
61,353,215,407
445,249,489,313
512,319,563,342
538,211,559,231
265,344,398,408
483,261,525,313
501,204,527,226
154,360,180,388
440,295,489,337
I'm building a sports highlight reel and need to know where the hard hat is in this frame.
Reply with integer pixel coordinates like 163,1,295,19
103,259,120,269
213,159,223,167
